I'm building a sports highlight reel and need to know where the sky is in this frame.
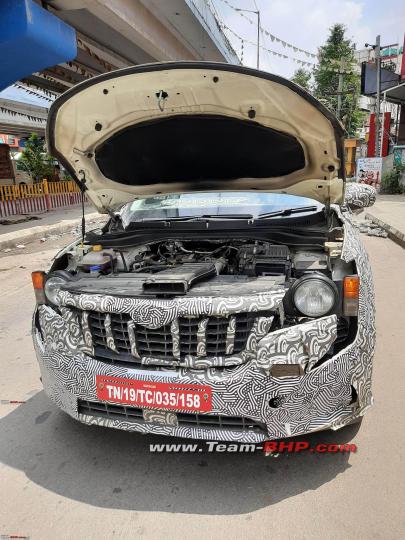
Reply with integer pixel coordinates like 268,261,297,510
212,0,405,77
1,0,404,106
0,85,51,107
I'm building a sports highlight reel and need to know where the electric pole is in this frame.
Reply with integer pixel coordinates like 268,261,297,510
336,57,345,120
235,7,260,69
257,10,260,69
374,35,381,157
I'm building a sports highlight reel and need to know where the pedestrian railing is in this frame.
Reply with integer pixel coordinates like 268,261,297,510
0,179,84,218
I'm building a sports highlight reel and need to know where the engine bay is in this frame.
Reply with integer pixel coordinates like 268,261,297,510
59,238,338,298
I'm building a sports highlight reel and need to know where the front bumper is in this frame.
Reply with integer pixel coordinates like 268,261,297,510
33,304,373,443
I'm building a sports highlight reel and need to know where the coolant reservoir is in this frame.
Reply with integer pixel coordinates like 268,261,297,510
79,246,115,272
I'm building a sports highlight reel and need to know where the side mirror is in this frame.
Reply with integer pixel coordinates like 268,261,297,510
344,183,376,211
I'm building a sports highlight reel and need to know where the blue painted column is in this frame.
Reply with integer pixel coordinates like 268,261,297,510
0,0,77,91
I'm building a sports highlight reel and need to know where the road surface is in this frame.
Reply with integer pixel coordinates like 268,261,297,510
0,233,403,539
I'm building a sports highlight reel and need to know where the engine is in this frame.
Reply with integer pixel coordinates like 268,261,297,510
61,239,332,295
120,239,296,277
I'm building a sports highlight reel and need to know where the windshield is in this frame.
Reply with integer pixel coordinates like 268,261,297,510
120,192,323,227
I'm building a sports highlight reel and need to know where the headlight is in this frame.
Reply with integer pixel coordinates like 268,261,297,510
293,276,337,317
44,273,69,306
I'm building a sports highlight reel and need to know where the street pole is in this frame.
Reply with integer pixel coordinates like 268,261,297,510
235,8,260,70
337,57,345,120
375,34,381,157
257,10,260,69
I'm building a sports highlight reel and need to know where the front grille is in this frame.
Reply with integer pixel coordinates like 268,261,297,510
175,412,264,432
178,314,255,356
78,399,265,433
136,324,173,357
87,311,257,360
88,312,135,355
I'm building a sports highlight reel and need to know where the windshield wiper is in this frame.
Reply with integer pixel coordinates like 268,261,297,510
138,213,254,222
257,206,319,220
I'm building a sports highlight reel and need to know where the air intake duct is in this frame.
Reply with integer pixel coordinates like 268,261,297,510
142,260,225,295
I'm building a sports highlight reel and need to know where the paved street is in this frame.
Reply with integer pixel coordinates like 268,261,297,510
0,205,94,237
0,232,404,540
367,194,405,235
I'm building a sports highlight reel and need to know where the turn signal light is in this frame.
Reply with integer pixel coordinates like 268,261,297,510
31,271,46,304
343,275,359,316
344,276,359,298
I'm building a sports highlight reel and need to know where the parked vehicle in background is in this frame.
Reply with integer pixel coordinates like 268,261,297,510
0,144,32,185
12,154,33,184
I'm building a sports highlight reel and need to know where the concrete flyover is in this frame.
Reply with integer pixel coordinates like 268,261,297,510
0,98,47,137
23,0,239,96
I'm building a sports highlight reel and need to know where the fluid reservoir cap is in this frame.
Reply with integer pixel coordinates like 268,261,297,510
90,265,101,271
92,245,103,252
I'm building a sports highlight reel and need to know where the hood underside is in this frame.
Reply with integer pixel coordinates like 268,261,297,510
47,62,345,213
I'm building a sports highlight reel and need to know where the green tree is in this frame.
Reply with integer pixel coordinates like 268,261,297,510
313,23,364,137
19,133,54,182
380,163,405,194
291,68,312,91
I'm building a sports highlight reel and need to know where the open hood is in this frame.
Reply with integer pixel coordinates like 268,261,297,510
47,62,345,213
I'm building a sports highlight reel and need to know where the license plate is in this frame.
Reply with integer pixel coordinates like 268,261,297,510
96,375,212,412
